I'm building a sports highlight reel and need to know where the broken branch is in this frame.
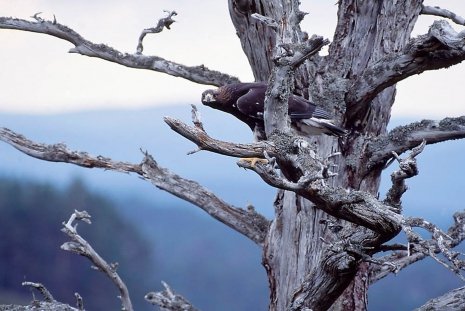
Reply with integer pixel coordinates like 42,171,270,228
384,140,425,209
370,210,465,283
164,116,274,158
22,281,55,302
136,11,177,54
145,281,198,311
61,210,134,311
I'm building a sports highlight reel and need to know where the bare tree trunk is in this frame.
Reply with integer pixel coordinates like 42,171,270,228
229,1,422,310
2,1,465,310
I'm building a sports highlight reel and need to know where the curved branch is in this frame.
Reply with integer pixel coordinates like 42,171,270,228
22,282,55,302
421,5,465,26
0,127,269,245
136,11,177,54
346,20,465,120
141,153,270,245
414,286,465,311
383,140,425,209
0,16,239,87
367,116,465,168
238,156,402,236
164,117,274,158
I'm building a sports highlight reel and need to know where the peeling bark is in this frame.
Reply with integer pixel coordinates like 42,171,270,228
346,20,465,121
1,1,465,310
367,116,465,169
228,1,465,310
370,210,465,284
414,286,465,311
145,281,198,311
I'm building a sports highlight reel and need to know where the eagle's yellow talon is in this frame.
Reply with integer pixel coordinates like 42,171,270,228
240,157,268,167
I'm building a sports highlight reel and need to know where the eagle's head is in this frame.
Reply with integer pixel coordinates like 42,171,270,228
201,89,219,108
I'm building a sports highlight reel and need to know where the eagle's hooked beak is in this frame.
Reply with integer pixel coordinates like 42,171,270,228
203,93,214,102
201,90,217,105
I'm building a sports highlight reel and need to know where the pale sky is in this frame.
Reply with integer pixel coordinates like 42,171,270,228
0,1,464,118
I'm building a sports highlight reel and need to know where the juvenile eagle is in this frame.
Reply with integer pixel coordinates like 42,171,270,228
201,82,345,140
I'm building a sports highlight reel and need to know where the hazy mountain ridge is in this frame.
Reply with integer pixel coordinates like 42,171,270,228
0,106,464,310
0,106,276,217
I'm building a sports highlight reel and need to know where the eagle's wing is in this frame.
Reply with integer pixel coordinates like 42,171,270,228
236,88,332,120
288,95,333,120
235,87,346,137
236,87,266,119
289,95,346,136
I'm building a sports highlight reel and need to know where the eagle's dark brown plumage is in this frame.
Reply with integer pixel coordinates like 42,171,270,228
201,82,345,140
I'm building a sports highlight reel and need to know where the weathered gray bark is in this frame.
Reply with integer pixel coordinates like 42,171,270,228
228,1,463,310
414,286,465,311
2,1,465,311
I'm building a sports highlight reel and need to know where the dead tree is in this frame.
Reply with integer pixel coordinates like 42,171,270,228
1,1,465,310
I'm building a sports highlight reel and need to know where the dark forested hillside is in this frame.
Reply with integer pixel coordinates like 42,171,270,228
0,108,463,310
0,178,156,310
0,177,270,311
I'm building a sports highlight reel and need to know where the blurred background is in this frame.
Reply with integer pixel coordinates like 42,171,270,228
0,1,464,310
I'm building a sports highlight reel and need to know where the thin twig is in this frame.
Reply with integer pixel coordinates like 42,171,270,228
145,281,198,311
371,210,465,284
22,282,55,302
136,11,177,54
75,293,84,311
384,140,425,209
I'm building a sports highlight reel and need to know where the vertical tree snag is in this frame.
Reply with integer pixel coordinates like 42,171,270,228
228,1,465,310
2,1,465,310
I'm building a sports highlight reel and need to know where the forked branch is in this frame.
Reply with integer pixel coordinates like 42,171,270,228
370,210,465,283
10,282,80,311
403,217,465,281
22,281,55,302
0,15,239,86
145,281,198,311
237,138,403,235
